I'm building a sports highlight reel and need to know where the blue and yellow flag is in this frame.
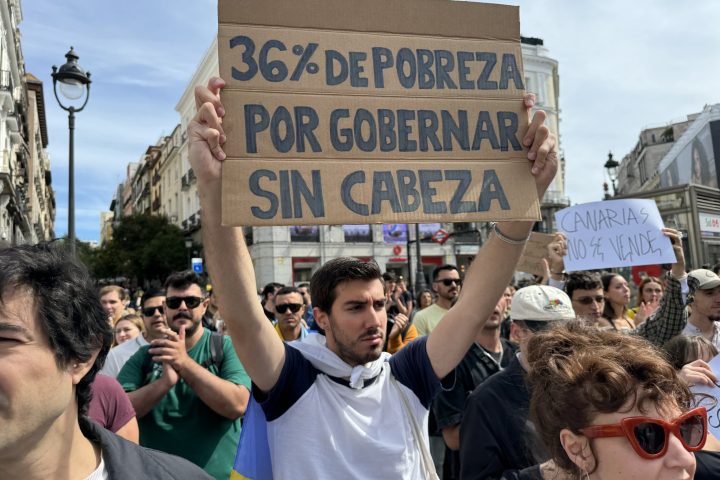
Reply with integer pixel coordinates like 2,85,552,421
231,396,273,480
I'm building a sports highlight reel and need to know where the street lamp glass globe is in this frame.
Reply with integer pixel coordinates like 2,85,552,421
58,79,85,100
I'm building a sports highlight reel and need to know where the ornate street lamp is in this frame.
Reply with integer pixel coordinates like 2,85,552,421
603,151,620,198
52,47,91,256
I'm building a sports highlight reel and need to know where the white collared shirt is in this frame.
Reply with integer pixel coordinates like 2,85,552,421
682,321,720,350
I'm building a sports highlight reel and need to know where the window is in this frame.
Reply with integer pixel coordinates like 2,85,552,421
290,226,320,242
292,257,319,282
343,225,372,242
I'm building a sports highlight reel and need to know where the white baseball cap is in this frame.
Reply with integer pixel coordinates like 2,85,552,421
688,269,720,292
511,285,576,322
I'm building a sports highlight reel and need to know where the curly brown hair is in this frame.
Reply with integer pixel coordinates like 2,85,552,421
526,322,693,475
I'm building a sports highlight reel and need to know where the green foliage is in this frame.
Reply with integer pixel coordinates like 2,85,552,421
89,214,194,285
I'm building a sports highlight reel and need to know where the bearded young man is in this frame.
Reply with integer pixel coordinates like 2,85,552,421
117,271,251,479
189,77,557,478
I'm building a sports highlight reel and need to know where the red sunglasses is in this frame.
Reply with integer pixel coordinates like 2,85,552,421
579,407,707,459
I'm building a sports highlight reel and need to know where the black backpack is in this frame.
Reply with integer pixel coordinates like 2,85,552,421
140,331,225,385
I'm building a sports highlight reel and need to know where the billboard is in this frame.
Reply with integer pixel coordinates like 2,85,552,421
660,122,719,189
382,224,407,243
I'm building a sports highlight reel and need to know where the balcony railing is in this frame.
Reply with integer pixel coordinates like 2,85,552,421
542,191,570,206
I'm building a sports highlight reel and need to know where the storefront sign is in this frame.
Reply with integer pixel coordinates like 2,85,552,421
700,212,720,237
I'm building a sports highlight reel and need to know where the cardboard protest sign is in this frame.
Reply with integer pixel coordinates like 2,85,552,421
516,232,555,276
217,0,540,226
691,354,720,440
554,199,676,272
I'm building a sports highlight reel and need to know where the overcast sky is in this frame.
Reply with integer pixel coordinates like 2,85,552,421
18,0,720,242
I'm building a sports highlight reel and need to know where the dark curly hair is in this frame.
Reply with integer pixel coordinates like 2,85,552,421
164,270,206,294
564,271,602,300
0,242,112,417
526,322,692,475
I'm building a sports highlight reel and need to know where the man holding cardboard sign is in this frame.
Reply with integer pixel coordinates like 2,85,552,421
190,82,554,478
192,2,556,478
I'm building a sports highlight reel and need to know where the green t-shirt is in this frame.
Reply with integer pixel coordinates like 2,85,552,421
118,329,251,479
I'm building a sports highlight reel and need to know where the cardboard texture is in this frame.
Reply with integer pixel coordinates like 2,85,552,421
516,232,556,276
218,0,539,226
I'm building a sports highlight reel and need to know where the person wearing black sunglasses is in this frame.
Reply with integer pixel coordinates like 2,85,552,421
413,265,462,338
117,271,252,479
565,272,605,324
527,322,703,480
101,290,167,378
273,286,309,342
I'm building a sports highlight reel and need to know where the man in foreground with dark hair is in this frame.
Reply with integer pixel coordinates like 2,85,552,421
118,270,251,479
0,243,210,479
189,77,558,478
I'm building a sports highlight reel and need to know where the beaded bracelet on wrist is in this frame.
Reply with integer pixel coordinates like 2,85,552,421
490,222,530,245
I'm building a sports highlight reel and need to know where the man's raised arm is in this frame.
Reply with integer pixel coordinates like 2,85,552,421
426,96,558,379
188,77,285,392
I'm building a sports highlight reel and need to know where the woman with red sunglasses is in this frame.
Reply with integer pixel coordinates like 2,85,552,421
526,323,707,479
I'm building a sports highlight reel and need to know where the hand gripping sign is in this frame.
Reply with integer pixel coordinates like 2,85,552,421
218,0,541,226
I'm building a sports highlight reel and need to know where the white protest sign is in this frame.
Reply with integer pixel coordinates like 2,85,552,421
554,199,676,272
691,354,720,439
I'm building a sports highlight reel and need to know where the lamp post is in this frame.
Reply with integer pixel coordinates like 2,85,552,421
52,47,91,256
603,151,620,199
414,224,427,293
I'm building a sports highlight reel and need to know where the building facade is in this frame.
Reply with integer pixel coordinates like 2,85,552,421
615,116,695,196
615,104,720,268
521,37,568,234
0,0,54,246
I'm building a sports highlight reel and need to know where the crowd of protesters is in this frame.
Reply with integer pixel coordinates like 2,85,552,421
1,77,720,480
